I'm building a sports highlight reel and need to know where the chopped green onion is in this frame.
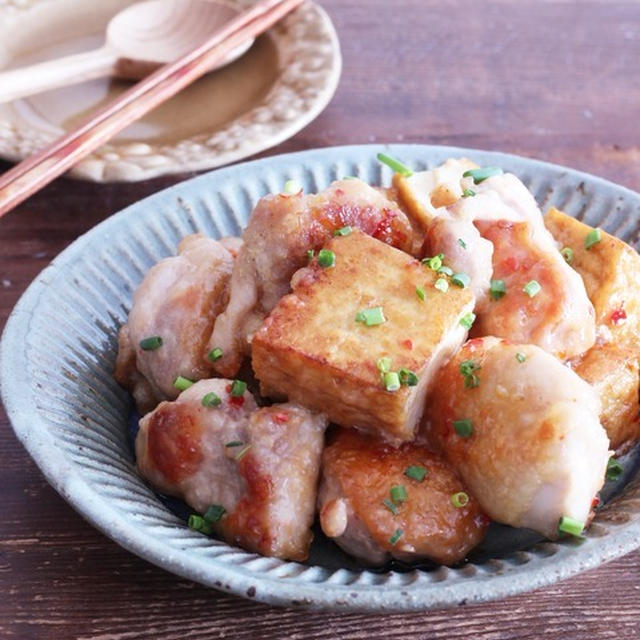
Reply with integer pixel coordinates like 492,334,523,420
437,265,454,276
342,175,357,180
523,280,542,298
188,514,212,535
333,225,352,237
208,347,223,362
174,376,194,391
235,444,252,461
307,249,315,260
416,286,426,301
376,152,413,177
399,368,419,386
558,516,585,537
404,465,427,482
434,278,449,292
376,356,392,372
317,249,336,268
283,179,301,194
225,441,244,448
515,352,526,363
490,279,506,300
463,166,504,184
459,360,481,388
383,371,401,392
451,492,469,508
201,392,222,407
139,336,163,351
451,272,471,288
389,529,404,545
453,419,473,437
458,238,467,249
355,306,386,326
230,379,247,397
390,485,408,504
462,188,476,198
422,253,444,271
382,498,398,515
459,312,476,330
606,457,623,481
204,504,226,522
585,228,602,250
560,247,574,264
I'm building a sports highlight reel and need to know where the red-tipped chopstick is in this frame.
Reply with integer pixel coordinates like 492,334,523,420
0,0,304,219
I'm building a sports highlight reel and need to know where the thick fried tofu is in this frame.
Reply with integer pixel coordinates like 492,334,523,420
252,230,475,443
545,206,640,350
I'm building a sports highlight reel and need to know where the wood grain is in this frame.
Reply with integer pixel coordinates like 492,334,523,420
1,0,640,638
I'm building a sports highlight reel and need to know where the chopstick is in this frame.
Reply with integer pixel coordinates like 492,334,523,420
0,0,304,219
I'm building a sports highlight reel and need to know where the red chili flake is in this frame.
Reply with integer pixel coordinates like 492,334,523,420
592,496,601,509
274,411,289,423
229,395,245,408
610,306,627,326
402,339,413,350
225,384,232,394
335,188,345,196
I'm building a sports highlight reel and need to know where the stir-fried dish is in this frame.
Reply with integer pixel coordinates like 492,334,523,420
114,154,640,566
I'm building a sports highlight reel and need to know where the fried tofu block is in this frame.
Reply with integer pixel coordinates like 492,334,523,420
252,230,475,442
393,158,478,231
572,345,640,454
545,206,640,350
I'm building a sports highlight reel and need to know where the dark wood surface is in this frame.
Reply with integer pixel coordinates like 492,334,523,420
2,1,640,638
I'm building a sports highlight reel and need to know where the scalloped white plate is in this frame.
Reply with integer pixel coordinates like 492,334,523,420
2,144,640,611
0,0,341,182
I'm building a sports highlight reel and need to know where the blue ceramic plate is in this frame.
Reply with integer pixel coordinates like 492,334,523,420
2,145,640,611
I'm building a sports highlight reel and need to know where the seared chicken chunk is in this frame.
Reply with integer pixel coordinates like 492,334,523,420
318,429,488,566
136,379,327,561
208,179,413,377
252,230,475,443
423,337,609,539
114,234,235,414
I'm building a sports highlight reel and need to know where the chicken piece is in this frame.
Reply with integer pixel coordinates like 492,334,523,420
473,219,596,359
423,337,610,539
253,230,475,442
318,429,488,566
544,206,640,350
136,379,327,561
208,179,414,377
571,346,640,454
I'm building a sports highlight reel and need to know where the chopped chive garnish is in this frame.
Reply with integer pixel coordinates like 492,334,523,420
490,279,506,300
515,352,526,363
422,253,444,271
230,379,247,397
459,360,481,388
399,368,419,386
225,441,244,448
307,249,315,260
558,516,585,537
434,278,449,292
404,465,427,482
463,166,504,184
458,238,467,249
204,504,226,522
201,392,222,407
451,492,469,508
383,498,398,515
462,188,476,198
451,272,471,288
390,485,408,504
333,226,352,236
523,280,541,297
459,311,476,330
355,306,386,326
453,419,473,437
174,376,194,391
377,356,392,372
606,457,623,481
283,179,301,194
376,152,413,177
585,228,602,250
389,529,404,545
208,347,223,362
437,265,454,276
416,286,426,301
188,514,212,535
342,175,357,180
560,247,574,263
139,336,163,351
383,371,401,392
235,444,252,461
317,249,336,268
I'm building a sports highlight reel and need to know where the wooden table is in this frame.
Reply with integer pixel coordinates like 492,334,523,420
1,1,639,637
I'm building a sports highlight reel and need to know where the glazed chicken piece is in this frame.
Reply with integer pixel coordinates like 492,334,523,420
136,379,327,561
114,234,236,414
318,429,488,566
208,178,414,377
423,337,610,539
